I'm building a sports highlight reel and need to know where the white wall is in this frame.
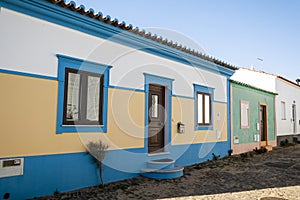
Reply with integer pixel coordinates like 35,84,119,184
276,78,300,136
230,68,277,93
0,8,228,102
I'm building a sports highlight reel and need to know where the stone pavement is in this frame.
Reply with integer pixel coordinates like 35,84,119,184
35,145,300,200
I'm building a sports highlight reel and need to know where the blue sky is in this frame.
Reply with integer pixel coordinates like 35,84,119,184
74,0,300,82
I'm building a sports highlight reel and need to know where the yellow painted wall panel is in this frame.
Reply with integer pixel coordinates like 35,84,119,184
0,73,144,158
105,89,145,149
0,73,85,157
171,97,228,145
71,89,145,150
0,73,227,157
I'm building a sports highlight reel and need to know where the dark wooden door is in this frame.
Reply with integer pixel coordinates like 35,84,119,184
148,85,165,153
259,105,267,146
292,104,297,133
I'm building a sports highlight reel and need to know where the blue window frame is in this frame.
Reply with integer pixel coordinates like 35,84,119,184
144,73,174,152
194,84,214,130
56,55,112,134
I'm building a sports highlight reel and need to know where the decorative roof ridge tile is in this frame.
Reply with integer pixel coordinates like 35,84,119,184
49,0,238,70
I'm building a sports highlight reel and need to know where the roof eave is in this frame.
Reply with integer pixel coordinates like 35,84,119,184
0,0,236,77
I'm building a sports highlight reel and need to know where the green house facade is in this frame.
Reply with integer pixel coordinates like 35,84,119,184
230,81,277,154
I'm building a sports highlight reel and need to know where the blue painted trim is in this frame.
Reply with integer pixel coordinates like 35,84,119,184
56,54,112,134
214,100,227,104
227,78,232,150
56,54,112,78
144,73,175,90
172,94,194,100
196,125,213,131
102,69,110,133
0,68,57,80
0,0,235,78
172,95,228,103
144,73,174,152
193,84,215,94
193,84,215,131
144,83,149,151
108,85,145,93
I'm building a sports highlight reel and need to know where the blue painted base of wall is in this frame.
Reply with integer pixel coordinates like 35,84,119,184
175,141,230,166
0,141,230,199
0,153,139,200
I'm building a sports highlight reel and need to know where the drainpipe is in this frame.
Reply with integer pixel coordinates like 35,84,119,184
230,83,234,154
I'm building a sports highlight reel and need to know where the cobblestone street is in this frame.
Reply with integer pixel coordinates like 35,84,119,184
36,145,300,200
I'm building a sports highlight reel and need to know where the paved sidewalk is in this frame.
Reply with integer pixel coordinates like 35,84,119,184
36,145,300,200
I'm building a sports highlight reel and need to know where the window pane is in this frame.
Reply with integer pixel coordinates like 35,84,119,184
241,101,249,127
151,95,158,118
66,73,80,122
86,76,100,122
204,95,210,124
281,101,286,120
197,93,203,124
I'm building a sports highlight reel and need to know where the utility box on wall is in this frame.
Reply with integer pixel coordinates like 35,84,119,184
0,158,24,178
177,122,185,133
254,134,260,142
216,130,222,139
233,136,239,144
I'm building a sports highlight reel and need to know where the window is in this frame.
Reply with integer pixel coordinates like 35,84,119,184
56,55,111,134
281,101,286,120
151,94,159,118
197,92,211,125
240,100,250,128
63,68,103,125
194,84,214,130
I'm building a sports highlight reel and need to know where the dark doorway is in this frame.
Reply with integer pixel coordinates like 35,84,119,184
148,84,165,153
292,104,297,134
259,104,268,147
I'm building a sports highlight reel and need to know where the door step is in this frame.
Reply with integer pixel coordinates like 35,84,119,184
140,159,184,179
265,145,273,151
147,158,175,169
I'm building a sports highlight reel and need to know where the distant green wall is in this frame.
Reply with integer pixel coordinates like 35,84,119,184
231,81,276,144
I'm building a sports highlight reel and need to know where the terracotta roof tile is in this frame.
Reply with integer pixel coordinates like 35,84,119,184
48,0,238,71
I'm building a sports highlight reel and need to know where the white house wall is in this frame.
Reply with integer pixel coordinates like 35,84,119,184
276,78,300,136
0,8,227,101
